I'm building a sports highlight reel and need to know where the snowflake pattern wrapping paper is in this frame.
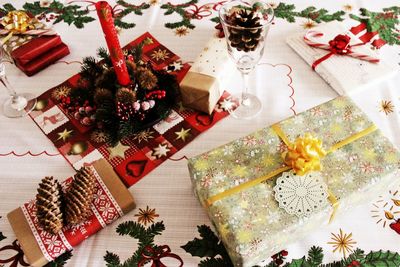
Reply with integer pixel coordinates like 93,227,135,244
188,96,400,267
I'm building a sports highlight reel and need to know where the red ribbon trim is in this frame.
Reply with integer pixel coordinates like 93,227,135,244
138,245,183,267
0,240,30,267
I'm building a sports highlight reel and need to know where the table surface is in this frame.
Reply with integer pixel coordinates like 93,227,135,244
0,0,399,266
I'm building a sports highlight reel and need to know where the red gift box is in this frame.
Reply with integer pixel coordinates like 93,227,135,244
15,42,70,76
11,35,63,65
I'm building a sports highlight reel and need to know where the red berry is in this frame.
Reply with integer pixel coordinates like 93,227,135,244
281,250,288,256
275,259,283,265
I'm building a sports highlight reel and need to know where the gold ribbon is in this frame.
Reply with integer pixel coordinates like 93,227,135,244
206,123,378,222
1,11,36,44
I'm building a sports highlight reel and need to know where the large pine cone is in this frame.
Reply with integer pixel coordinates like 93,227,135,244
36,176,64,235
227,9,262,52
65,166,96,225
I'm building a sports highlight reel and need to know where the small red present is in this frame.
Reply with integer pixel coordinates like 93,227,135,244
15,42,70,76
0,11,70,76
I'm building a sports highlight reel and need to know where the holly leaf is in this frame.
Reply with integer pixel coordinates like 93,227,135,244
181,225,221,258
363,250,400,266
210,17,220,23
286,257,306,267
44,251,73,267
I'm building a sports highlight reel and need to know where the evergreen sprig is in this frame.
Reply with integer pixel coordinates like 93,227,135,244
22,1,95,28
161,0,198,30
114,1,151,29
350,7,400,45
44,251,73,267
104,221,166,267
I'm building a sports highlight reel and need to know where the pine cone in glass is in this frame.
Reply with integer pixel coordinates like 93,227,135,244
65,166,96,225
227,9,262,52
36,176,64,235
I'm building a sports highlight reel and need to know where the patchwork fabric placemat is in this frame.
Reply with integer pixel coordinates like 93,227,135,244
29,32,231,187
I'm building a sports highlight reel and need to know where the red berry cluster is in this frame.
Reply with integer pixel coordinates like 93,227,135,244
271,250,288,266
347,260,361,267
60,97,96,126
37,13,59,23
145,90,166,100
117,101,135,121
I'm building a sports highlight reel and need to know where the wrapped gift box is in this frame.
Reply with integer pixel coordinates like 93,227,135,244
1,31,70,76
180,37,236,114
286,21,396,95
188,96,400,267
7,159,135,267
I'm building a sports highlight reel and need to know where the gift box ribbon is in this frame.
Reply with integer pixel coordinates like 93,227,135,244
206,123,378,222
0,11,56,45
303,31,380,70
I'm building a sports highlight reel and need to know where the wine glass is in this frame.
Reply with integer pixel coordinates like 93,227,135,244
0,49,36,118
219,0,274,119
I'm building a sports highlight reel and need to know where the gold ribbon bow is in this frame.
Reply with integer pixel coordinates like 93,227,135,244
282,133,326,176
206,123,378,223
1,11,37,44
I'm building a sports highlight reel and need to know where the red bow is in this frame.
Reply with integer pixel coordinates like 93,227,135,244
304,31,379,70
138,245,183,267
0,240,29,267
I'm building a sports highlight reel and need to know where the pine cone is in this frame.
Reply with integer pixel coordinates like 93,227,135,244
116,87,137,104
65,166,96,225
36,176,64,235
227,9,262,52
137,67,158,90
94,88,113,105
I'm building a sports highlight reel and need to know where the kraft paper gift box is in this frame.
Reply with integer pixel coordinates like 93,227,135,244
180,37,236,114
286,21,396,95
7,159,135,267
188,96,400,267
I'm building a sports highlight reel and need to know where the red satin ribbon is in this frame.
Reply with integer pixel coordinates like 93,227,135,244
311,36,364,70
138,245,183,267
0,240,29,267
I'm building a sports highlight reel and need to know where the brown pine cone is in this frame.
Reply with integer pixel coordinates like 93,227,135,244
137,67,158,90
116,87,137,104
36,176,64,235
65,166,96,225
94,88,113,105
227,9,262,52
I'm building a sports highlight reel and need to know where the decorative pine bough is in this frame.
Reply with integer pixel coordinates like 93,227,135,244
182,225,400,267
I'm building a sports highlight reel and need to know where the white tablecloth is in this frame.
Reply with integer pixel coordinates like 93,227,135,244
0,0,399,266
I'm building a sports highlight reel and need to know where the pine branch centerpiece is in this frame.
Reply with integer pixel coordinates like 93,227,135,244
57,2,179,144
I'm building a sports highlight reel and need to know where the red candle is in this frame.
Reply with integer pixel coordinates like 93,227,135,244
95,1,131,86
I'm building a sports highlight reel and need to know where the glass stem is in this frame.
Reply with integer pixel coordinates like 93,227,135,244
0,64,18,103
241,71,250,106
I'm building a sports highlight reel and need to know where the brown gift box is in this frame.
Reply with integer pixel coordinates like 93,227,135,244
180,71,222,115
179,37,236,115
7,159,136,267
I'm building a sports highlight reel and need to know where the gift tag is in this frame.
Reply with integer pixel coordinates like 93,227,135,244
273,171,328,217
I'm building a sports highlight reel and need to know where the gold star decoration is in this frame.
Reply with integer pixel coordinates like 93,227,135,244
379,100,394,115
371,190,400,228
151,49,170,61
301,20,316,29
175,128,191,142
327,229,357,258
51,86,71,101
107,141,130,159
152,143,170,159
133,128,154,144
134,206,159,225
175,26,189,37
343,4,353,12
57,128,73,142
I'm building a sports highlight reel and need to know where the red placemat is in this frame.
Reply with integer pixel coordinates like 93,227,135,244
29,32,231,187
